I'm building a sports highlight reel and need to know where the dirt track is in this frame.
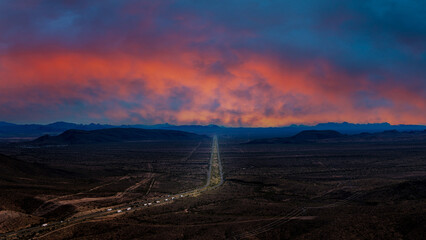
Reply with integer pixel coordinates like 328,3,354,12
0,137,222,240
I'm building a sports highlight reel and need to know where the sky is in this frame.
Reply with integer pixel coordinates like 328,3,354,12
0,0,425,126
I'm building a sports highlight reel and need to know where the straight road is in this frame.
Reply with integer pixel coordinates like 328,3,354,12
1,136,224,240
203,135,224,189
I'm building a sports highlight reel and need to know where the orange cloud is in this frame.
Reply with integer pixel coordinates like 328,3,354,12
0,48,425,126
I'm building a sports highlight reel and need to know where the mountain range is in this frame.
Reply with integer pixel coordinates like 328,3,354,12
247,129,426,144
0,121,425,141
29,128,208,145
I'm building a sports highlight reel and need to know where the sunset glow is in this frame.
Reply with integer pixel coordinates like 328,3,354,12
0,1,425,126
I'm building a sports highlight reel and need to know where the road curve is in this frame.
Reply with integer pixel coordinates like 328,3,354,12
0,135,224,240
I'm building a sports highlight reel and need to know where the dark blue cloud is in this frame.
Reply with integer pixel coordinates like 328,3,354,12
0,0,424,125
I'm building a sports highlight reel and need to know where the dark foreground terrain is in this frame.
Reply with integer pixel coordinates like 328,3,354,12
0,130,425,239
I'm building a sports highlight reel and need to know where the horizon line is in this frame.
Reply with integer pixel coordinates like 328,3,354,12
2,120,426,128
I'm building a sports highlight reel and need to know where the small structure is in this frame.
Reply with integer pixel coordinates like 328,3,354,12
117,210,122,213
143,203,147,206
107,208,112,211
42,223,48,227
165,199,169,201
127,207,131,211
156,200,160,203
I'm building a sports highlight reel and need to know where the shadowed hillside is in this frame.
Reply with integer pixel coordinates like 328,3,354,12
247,130,345,144
29,128,209,145
0,154,70,181
291,130,343,140
361,180,426,203
247,129,426,144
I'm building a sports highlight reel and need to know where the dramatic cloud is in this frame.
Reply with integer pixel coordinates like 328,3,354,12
0,0,425,126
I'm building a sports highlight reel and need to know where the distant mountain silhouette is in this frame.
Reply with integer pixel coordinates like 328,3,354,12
1,121,425,140
247,129,426,144
29,128,208,145
0,121,113,139
0,121,17,127
248,130,345,144
291,130,343,140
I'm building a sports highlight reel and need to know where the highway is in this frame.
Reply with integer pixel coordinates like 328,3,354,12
204,135,224,188
0,135,224,240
